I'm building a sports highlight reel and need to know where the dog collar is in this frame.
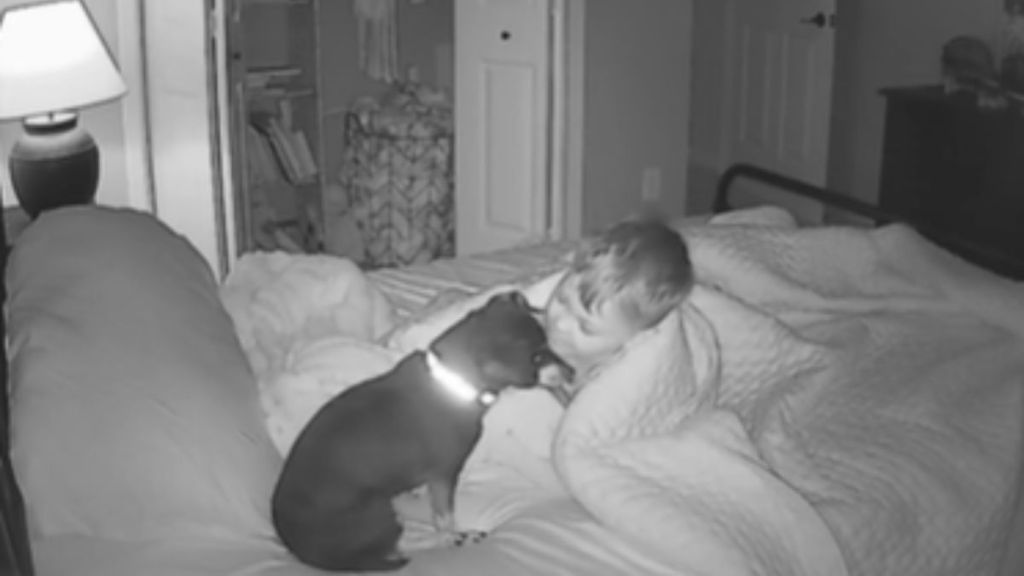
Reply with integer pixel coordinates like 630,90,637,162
425,351,498,407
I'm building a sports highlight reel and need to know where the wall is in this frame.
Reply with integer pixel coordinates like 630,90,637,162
0,0,147,211
579,0,693,234
144,0,225,275
827,0,1004,203
687,0,730,214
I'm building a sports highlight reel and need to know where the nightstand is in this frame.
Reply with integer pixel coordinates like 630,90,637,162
879,85,1024,279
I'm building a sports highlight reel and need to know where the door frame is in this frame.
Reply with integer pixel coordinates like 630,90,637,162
209,0,585,269
116,0,156,213
211,0,240,265
558,0,585,240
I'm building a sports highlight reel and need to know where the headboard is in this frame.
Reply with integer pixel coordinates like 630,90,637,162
714,163,1024,280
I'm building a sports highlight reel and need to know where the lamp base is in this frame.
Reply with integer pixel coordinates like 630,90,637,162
8,112,99,220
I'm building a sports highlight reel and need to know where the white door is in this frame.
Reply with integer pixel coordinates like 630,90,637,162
726,0,835,222
455,0,552,256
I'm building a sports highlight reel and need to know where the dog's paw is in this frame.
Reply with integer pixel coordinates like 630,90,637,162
432,511,456,534
384,549,409,564
453,530,489,547
434,528,489,549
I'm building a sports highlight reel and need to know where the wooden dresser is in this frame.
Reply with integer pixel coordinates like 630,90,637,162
879,85,1024,279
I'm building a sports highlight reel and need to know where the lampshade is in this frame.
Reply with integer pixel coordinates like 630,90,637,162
0,0,127,120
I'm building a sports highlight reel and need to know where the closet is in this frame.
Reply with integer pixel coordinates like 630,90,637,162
220,0,562,268
224,0,457,267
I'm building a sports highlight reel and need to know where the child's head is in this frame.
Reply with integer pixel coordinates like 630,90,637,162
543,217,694,371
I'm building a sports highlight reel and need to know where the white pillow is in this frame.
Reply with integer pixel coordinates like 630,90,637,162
6,206,282,541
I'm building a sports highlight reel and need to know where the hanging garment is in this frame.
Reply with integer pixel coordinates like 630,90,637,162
353,0,399,83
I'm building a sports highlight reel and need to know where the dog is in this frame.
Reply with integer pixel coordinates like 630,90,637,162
271,291,574,572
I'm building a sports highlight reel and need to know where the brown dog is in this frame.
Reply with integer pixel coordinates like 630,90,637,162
271,291,573,572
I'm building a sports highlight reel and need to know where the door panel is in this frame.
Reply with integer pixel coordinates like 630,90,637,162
482,63,535,230
728,0,834,223
456,0,550,255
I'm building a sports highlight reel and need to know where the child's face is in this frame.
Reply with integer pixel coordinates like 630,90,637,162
542,272,640,371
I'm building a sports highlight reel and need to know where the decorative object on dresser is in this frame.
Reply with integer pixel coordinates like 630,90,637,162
940,35,1008,110
878,85,1024,279
0,0,127,219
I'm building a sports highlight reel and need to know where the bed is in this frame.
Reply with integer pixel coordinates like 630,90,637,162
1,163,1023,576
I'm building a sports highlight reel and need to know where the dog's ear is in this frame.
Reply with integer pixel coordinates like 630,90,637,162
488,290,532,310
508,291,531,310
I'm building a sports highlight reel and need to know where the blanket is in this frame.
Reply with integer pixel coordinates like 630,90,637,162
219,252,399,453
221,208,1024,576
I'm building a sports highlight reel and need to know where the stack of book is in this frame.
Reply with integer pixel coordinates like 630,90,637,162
248,107,318,185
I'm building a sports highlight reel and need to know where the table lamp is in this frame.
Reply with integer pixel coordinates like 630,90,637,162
0,0,127,219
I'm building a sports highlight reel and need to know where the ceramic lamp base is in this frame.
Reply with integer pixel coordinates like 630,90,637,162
8,112,99,219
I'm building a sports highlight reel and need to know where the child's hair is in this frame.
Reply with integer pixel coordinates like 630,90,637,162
569,216,694,329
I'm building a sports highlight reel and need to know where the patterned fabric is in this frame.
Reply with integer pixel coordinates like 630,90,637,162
340,101,454,270
367,239,576,318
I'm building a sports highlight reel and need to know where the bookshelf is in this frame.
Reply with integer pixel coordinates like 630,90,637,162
226,0,325,254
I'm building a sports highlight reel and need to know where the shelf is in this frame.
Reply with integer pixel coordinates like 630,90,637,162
247,66,302,80
243,0,311,7
248,87,316,100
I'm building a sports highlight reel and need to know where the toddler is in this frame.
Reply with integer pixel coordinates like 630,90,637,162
543,216,694,404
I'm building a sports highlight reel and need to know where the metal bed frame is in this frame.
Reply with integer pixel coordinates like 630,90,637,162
0,163,1020,576
715,163,1024,280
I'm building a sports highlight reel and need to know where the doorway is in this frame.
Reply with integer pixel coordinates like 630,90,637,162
213,0,575,270
690,0,835,223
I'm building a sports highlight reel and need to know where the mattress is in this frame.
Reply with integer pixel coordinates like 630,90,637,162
32,209,1024,576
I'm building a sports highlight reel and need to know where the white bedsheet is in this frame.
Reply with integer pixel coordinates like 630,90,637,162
33,499,679,576
209,209,1024,576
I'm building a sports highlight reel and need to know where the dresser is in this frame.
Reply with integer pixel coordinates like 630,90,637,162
879,85,1024,279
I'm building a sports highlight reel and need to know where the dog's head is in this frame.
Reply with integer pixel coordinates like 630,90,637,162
429,291,574,404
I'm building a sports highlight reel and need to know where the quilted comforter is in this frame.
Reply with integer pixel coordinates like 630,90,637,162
220,209,1024,576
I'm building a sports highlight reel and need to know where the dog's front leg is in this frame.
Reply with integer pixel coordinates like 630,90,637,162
427,473,491,549
426,474,458,538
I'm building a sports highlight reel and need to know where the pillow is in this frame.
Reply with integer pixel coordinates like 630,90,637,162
6,206,282,541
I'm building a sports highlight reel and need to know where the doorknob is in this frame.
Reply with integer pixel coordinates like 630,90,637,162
800,11,828,28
